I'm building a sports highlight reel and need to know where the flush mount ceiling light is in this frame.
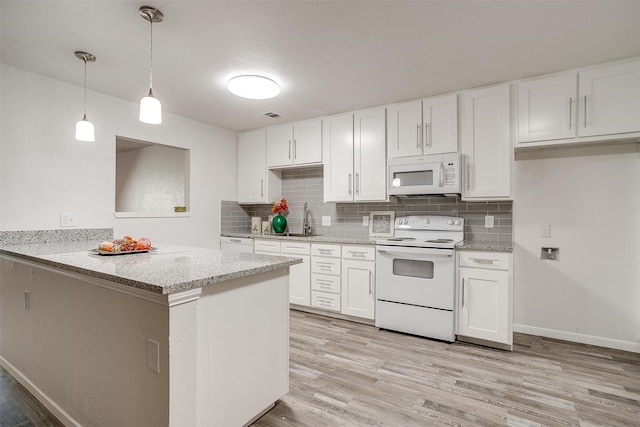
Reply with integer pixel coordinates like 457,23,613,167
74,51,96,142
139,5,163,124
227,75,280,99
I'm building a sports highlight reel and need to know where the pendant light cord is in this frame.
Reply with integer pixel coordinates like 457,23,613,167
83,57,88,117
149,19,154,91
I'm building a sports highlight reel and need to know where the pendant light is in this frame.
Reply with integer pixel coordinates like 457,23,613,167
139,6,163,124
74,51,96,142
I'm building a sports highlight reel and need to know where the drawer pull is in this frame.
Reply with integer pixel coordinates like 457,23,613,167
230,238,241,243
318,298,332,306
318,282,332,288
470,258,496,264
349,251,367,258
318,249,334,255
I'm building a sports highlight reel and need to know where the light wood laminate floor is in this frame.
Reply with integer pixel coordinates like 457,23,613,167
1,310,639,426
254,310,640,426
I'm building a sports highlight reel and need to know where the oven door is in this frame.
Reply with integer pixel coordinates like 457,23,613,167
376,245,455,310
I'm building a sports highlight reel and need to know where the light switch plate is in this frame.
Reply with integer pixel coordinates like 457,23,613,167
362,216,369,226
60,212,78,227
484,215,494,228
322,216,331,226
540,224,551,238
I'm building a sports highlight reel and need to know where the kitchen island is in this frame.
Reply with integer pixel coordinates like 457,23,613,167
0,241,301,426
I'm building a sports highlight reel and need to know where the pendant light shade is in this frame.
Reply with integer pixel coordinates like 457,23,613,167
74,51,96,142
139,6,164,124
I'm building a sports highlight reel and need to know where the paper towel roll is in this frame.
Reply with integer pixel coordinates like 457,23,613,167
251,217,261,235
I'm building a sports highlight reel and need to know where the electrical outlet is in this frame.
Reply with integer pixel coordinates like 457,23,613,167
484,215,494,228
60,212,78,227
147,339,160,374
540,224,551,238
322,216,331,226
362,216,369,226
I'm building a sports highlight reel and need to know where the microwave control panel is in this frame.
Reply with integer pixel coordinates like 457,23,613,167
444,161,458,187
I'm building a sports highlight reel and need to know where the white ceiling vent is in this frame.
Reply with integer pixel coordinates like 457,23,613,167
262,112,281,119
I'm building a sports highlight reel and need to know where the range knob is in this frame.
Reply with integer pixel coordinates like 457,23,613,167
447,220,454,225
424,218,430,224
455,220,461,226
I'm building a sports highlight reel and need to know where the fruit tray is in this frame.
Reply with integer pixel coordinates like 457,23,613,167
92,248,157,256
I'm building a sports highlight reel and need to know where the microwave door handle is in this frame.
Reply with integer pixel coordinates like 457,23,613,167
439,162,444,187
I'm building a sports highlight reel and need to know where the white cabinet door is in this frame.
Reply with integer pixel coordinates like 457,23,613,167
387,100,422,158
423,94,458,155
238,129,282,203
579,60,640,137
266,124,293,168
323,113,354,202
461,84,511,200
354,107,387,202
458,267,509,345
292,119,322,165
341,259,375,319
518,74,577,142
288,254,311,306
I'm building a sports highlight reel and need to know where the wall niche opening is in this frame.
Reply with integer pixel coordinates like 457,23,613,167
115,136,190,216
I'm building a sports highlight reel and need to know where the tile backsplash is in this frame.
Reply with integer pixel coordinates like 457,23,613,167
221,166,512,243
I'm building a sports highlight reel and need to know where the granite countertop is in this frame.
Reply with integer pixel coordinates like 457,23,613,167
456,240,513,252
222,232,378,245
223,233,513,252
0,241,302,295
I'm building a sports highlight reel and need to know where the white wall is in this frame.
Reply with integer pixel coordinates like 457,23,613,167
0,64,237,248
513,143,640,352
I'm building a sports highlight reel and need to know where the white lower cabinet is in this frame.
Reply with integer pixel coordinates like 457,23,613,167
457,250,513,349
311,244,341,312
341,246,375,320
254,239,311,307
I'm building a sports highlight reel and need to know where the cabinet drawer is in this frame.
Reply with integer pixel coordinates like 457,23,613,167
254,240,281,253
342,245,375,261
311,244,341,258
281,242,311,255
311,257,341,275
311,291,341,312
311,274,341,294
458,251,511,271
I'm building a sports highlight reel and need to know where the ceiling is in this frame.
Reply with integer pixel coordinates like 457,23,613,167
2,1,639,132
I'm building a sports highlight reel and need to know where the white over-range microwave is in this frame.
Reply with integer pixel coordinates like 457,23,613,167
387,153,461,197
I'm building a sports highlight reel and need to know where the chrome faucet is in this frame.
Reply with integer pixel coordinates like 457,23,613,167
303,202,312,235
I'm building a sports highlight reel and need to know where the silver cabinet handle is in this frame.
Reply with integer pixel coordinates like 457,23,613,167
348,250,367,258
318,298,332,307
355,172,360,196
318,249,333,255
318,281,332,289
293,139,297,160
230,238,241,243
416,123,421,148
288,140,291,159
425,122,432,148
568,97,573,130
583,95,587,128
470,258,496,264
466,163,471,191
260,179,264,198
368,271,372,295
461,278,465,307
348,173,352,196
24,291,30,311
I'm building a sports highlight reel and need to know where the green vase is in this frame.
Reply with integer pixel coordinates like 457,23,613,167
272,213,287,234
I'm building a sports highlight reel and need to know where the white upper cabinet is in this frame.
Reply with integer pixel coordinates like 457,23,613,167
387,94,458,158
323,108,387,203
237,129,281,204
461,84,511,200
323,113,354,202
518,59,640,145
579,60,640,137
266,119,322,168
518,74,577,142
354,107,387,202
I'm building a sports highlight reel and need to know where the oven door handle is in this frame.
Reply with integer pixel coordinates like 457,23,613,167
376,247,454,258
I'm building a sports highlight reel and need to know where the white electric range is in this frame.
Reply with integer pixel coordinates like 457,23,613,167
375,215,464,342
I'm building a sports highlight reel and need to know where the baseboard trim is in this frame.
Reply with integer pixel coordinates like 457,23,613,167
0,356,79,426
513,324,640,353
